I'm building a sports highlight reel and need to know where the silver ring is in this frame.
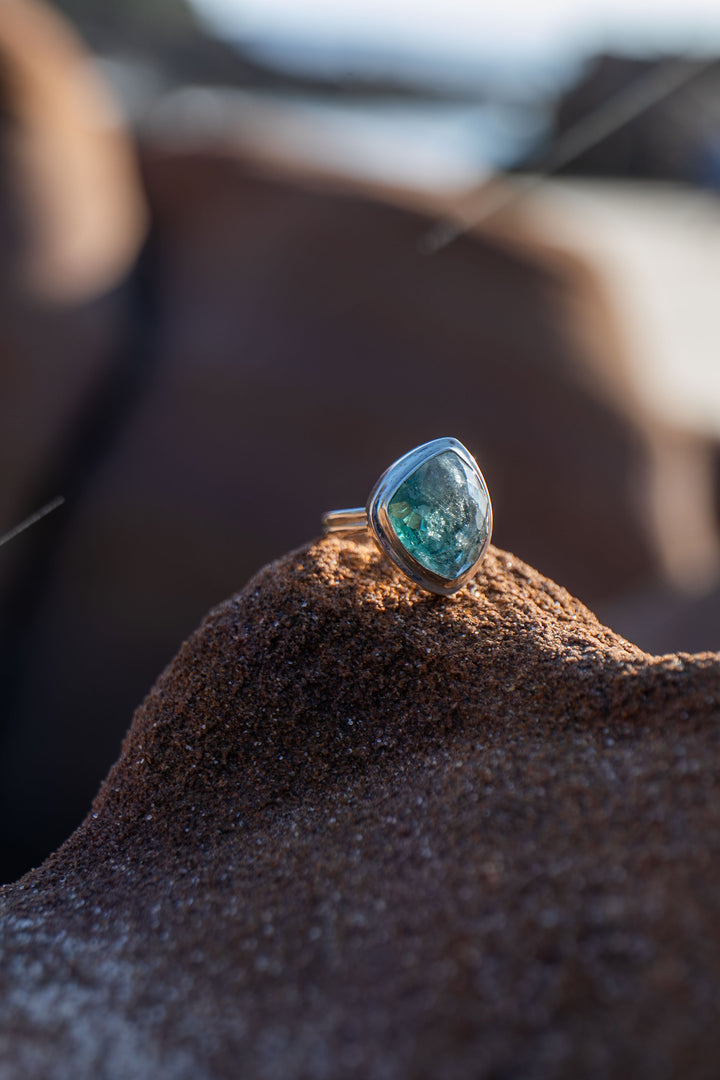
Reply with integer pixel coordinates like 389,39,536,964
323,437,493,596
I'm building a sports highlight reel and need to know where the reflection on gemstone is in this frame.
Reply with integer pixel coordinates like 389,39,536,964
387,450,489,580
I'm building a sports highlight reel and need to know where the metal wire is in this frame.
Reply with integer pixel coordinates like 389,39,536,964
0,496,65,551
421,54,717,253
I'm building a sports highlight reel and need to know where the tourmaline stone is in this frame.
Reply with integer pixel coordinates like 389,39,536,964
387,450,489,580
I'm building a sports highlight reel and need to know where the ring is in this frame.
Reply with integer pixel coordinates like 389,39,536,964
322,437,492,596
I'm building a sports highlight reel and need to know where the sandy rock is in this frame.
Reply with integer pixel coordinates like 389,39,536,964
1,145,665,880
2,537,719,1079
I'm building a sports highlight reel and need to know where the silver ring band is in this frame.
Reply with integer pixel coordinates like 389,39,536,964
321,508,368,535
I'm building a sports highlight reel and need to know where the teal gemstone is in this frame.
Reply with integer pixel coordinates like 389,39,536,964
387,450,489,581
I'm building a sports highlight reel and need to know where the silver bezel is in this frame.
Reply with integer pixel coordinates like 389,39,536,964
366,437,493,596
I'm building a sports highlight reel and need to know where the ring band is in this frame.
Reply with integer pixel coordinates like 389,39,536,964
321,508,368,535
323,437,492,596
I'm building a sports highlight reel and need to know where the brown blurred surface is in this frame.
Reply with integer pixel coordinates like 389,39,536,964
0,0,146,300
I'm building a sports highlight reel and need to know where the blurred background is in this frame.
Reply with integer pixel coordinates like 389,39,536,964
2,0,720,881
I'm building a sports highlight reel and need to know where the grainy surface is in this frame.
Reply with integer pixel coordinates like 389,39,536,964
1,536,720,1079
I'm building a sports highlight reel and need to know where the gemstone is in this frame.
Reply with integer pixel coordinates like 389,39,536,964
386,450,489,581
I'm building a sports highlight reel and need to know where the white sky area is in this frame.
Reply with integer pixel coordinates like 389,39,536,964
191,0,720,68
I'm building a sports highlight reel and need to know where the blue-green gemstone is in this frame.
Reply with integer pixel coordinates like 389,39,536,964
387,450,489,581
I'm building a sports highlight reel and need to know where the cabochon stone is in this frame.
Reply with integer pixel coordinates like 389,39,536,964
387,449,490,580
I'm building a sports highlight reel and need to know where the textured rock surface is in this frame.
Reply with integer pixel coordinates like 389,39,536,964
2,535,720,1079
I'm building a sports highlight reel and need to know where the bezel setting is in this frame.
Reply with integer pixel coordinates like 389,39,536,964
366,437,493,596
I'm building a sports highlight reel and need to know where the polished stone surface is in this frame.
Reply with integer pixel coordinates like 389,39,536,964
387,450,489,580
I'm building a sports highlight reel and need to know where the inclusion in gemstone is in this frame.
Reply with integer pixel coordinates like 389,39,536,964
386,450,490,581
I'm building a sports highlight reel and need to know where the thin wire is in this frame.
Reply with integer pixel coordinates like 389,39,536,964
421,54,717,254
0,496,65,551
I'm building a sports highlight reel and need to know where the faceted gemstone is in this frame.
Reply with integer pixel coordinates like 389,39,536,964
386,450,489,580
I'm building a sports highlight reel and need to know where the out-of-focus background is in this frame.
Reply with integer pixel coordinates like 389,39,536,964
2,0,720,881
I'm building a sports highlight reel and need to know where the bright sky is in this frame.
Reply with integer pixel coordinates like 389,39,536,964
192,0,720,65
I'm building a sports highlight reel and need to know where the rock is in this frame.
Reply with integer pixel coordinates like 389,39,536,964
0,145,669,881
528,52,720,183
2,537,719,1078
1,2,718,893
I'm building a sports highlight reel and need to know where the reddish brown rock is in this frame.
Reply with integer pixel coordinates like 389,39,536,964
0,143,667,881
1,0,719,895
2,537,720,1078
